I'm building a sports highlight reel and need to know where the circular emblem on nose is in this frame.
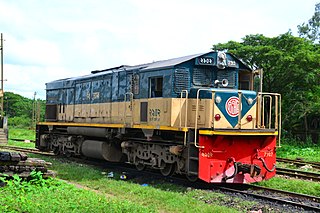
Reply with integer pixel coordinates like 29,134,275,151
225,96,240,117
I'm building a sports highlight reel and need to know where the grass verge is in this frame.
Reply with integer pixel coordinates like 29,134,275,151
7,128,35,148
0,172,154,213
255,177,320,197
24,155,254,213
277,138,320,162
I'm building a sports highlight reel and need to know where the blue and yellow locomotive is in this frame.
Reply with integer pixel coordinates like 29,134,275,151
36,51,281,183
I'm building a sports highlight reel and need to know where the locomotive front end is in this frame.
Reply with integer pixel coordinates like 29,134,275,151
196,89,280,183
178,52,281,183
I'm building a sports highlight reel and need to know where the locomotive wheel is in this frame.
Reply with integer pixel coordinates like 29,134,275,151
160,163,176,176
64,151,72,158
186,174,198,182
135,163,146,171
53,147,60,155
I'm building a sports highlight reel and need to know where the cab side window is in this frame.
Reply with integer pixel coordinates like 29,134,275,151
239,72,252,90
149,77,163,98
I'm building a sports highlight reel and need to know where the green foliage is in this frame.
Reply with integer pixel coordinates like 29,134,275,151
26,155,241,212
0,172,153,213
213,33,320,137
277,137,320,161
4,92,45,128
298,3,320,43
7,128,36,148
256,177,320,197
8,116,31,128
9,128,35,140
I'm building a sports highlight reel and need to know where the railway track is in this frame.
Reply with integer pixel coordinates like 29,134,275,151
217,184,320,212
277,157,320,170
0,145,54,156
2,145,320,212
276,167,320,181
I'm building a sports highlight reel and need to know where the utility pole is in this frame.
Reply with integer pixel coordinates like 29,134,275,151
32,92,37,128
0,33,8,144
0,33,4,120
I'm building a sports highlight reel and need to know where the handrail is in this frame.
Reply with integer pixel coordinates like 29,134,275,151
237,92,242,129
179,90,188,129
179,90,189,146
194,88,213,149
278,95,282,148
258,92,281,148
262,95,272,129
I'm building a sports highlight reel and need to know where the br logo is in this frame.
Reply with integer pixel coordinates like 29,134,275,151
225,96,240,117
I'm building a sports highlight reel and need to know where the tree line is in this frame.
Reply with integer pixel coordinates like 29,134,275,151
212,3,320,143
4,92,45,128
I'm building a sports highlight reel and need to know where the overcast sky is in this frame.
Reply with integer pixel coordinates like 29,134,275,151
0,0,318,99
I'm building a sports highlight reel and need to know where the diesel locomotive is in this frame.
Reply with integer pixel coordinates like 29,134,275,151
36,51,281,183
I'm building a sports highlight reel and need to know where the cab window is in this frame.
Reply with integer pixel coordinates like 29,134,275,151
149,77,163,98
239,72,252,90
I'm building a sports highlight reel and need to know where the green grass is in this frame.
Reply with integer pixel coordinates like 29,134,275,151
8,128,35,140
4,130,319,212
7,128,35,148
255,177,320,197
277,137,320,162
0,173,153,213
28,155,243,213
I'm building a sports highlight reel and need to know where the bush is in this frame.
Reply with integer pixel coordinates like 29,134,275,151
8,116,32,128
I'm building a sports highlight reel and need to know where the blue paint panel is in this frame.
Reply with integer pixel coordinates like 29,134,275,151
66,89,74,105
81,82,91,104
45,51,253,108
75,83,82,104
46,89,60,104
91,80,102,104
118,71,127,101
102,76,112,102
112,72,119,101
215,90,257,127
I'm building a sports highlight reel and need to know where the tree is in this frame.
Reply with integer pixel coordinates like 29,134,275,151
298,3,320,43
4,92,45,128
213,33,320,140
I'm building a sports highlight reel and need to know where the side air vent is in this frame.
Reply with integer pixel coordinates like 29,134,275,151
216,70,236,88
174,68,190,93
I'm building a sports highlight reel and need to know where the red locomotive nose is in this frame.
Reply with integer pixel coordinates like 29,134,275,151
246,115,253,122
214,114,221,121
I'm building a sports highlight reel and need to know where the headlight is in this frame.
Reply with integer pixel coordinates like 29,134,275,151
215,96,222,104
247,98,253,105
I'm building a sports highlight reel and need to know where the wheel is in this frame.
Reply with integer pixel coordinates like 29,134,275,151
135,163,146,171
64,150,72,158
160,163,176,176
186,174,198,182
53,147,60,155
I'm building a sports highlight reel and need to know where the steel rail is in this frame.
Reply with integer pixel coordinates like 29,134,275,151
0,145,54,156
277,157,320,170
217,184,320,212
276,167,320,181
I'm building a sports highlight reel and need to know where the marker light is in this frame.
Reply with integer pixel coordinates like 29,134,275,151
246,115,253,122
214,114,221,121
215,96,222,104
247,98,253,105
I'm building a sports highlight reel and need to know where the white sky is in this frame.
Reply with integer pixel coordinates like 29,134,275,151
0,0,318,99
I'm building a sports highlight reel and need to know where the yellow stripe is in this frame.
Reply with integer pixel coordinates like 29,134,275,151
38,122,124,128
199,130,278,136
38,122,188,132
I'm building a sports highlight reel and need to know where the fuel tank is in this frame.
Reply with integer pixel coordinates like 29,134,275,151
81,140,124,162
